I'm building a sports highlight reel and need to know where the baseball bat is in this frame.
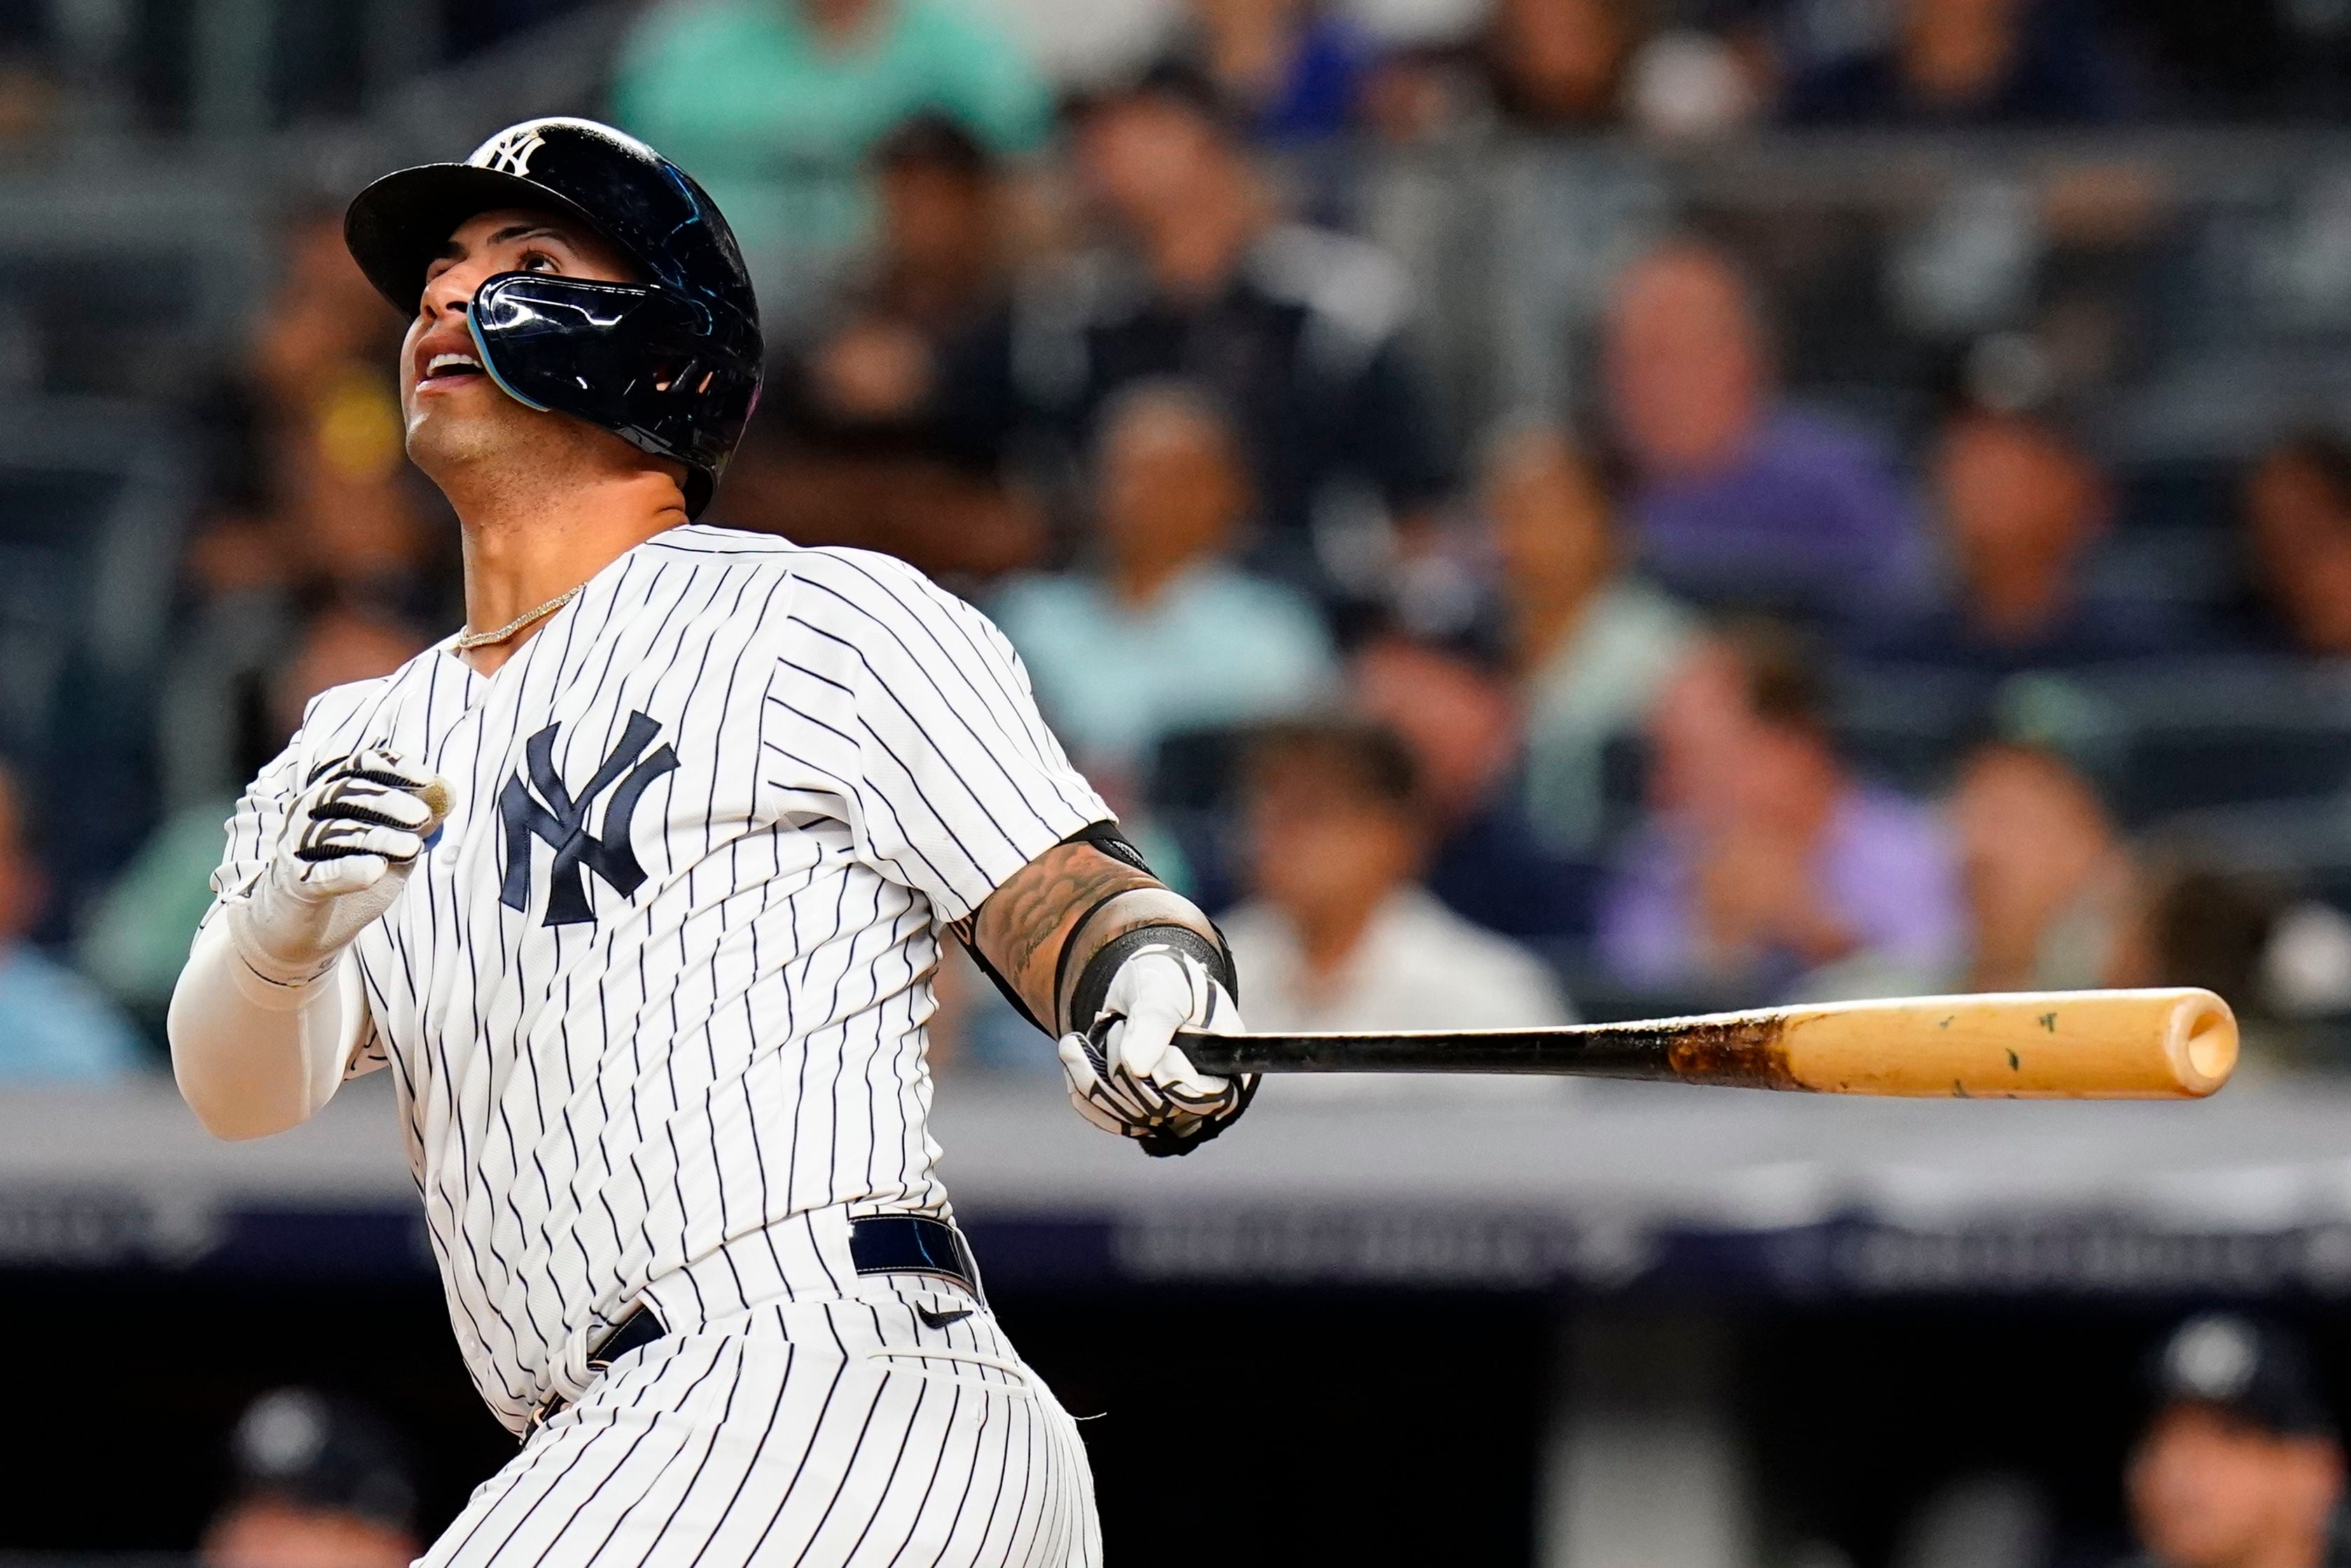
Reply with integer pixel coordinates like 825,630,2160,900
1172,987,2237,1099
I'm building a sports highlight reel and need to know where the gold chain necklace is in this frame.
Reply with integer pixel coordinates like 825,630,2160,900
453,583,585,652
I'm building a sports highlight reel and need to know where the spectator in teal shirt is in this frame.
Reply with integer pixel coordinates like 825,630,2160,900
611,0,1054,324
992,380,1340,780
0,763,146,1083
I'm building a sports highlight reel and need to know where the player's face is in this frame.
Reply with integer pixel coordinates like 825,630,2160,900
398,207,637,469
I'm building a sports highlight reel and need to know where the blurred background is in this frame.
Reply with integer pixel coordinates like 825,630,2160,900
8,0,2351,1563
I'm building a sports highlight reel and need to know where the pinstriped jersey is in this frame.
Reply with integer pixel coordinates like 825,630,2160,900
202,526,1107,1430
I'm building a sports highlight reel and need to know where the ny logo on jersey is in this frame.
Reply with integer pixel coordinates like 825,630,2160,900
499,712,680,927
477,126,548,177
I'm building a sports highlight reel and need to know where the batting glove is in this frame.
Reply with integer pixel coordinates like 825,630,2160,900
1057,943,1256,1158
226,749,450,987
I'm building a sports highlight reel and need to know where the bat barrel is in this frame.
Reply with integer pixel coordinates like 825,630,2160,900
1172,987,2240,1099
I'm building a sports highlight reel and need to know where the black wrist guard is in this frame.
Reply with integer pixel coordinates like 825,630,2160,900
1065,923,1237,1042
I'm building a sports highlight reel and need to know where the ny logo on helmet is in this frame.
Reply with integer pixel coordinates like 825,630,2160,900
478,127,549,177
498,712,679,927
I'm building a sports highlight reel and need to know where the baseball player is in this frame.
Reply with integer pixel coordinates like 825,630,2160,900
167,118,1254,1567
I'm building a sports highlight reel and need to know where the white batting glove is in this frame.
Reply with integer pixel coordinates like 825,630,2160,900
226,749,450,987
1057,944,1255,1157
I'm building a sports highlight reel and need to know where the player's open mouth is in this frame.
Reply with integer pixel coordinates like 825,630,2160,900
417,349,488,390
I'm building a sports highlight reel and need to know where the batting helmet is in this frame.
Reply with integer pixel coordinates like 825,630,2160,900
345,117,762,518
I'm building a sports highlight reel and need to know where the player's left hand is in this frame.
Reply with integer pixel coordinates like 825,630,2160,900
1057,943,1255,1158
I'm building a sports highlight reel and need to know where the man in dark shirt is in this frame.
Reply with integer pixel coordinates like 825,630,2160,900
1780,0,2128,126
2240,431,2351,660
934,64,1451,606
2122,1314,2349,1568
1860,399,2177,675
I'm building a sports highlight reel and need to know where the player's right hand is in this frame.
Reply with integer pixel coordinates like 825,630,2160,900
1057,943,1256,1158
227,749,451,986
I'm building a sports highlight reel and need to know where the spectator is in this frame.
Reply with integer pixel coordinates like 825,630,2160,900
1351,633,1604,940
1485,0,1640,130
83,602,428,1030
0,50,57,146
2104,860,2302,1074
938,62,1452,605
611,0,1054,317
240,207,443,623
169,207,451,818
1219,719,1573,1033
1948,740,2131,992
817,115,1020,417
1175,0,1379,144
1864,402,2170,673
1600,621,1962,1001
1780,0,2128,126
2123,1314,2347,1568
1602,239,1923,622
990,380,1338,778
202,1389,419,1568
720,116,1046,576
0,760,145,1081
1485,424,1697,854
2242,431,2351,659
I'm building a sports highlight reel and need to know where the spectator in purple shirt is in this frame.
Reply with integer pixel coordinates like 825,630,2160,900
1602,239,1925,623
1599,620,1962,1002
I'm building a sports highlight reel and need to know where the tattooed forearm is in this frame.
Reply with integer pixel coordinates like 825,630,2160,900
966,842,1217,1034
971,842,1151,980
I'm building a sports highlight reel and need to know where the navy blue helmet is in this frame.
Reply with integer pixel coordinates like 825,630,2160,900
345,118,762,518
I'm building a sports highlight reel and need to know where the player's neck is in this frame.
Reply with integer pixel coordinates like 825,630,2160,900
451,469,688,677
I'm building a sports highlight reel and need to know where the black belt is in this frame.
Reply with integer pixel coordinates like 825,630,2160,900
527,1216,983,1440
848,1214,986,1303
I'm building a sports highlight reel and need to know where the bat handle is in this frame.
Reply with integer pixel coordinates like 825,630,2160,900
1174,1030,1242,1076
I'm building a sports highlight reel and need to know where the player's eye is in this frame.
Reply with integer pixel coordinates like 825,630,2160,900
518,249,561,274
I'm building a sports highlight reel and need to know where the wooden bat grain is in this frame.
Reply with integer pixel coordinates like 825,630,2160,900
1171,988,2238,1099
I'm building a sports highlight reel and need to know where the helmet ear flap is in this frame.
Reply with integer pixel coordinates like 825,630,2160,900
468,272,762,515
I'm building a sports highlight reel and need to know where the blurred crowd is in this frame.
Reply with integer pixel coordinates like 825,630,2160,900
7,0,2351,141
6,0,2351,1083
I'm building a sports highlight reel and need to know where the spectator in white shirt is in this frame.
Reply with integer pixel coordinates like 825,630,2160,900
1219,718,1572,1039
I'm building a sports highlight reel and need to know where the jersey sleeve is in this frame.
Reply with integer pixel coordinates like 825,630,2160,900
766,552,1110,922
